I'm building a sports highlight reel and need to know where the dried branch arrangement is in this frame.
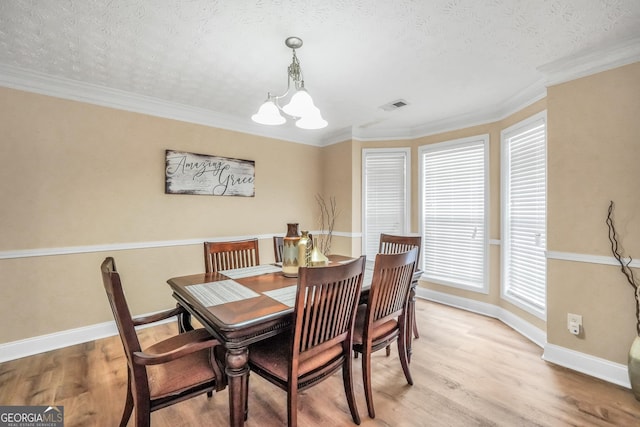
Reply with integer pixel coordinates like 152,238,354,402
316,194,337,255
606,200,640,335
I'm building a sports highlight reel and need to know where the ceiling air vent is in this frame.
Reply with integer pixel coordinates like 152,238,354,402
379,99,409,111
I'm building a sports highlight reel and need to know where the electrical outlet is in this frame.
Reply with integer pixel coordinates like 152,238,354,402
568,313,582,335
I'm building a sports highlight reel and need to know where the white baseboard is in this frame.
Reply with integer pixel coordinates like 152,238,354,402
416,287,546,348
415,288,630,389
0,312,173,363
1,290,631,391
0,321,117,363
542,343,630,389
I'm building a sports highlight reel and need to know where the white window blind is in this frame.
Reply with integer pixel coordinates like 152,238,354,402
501,112,547,318
362,149,410,260
420,136,489,292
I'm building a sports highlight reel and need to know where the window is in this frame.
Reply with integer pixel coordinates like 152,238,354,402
501,111,547,318
419,135,489,292
362,148,410,260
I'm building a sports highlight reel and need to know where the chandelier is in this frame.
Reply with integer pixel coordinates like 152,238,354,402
251,37,328,130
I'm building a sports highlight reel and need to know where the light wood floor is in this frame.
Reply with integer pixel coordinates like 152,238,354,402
1,300,639,426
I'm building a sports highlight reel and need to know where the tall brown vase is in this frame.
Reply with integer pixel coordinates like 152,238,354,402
282,223,300,277
629,336,640,400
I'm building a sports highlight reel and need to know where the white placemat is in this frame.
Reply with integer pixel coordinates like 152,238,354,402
186,280,260,307
263,285,298,308
219,264,282,279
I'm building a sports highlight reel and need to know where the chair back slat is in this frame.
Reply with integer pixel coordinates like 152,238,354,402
367,249,419,330
379,233,422,271
204,239,260,273
294,257,365,356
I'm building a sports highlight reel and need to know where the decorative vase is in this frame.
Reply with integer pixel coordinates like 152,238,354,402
282,223,300,277
309,245,329,267
629,336,640,400
298,231,312,268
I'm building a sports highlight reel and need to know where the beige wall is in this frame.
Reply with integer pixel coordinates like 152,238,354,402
546,62,640,363
318,140,354,256
1,62,638,368
0,87,322,343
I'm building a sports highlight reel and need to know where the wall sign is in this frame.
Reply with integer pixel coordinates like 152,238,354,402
165,150,255,197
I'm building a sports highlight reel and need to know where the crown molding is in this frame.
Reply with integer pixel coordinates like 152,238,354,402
1,34,637,147
0,62,546,147
537,36,640,87
0,64,325,147
328,38,639,144
411,79,548,139
349,79,547,143
318,126,355,146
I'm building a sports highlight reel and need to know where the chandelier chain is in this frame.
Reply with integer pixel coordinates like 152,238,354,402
288,50,304,90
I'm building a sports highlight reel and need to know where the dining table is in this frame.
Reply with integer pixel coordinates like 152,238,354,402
167,255,419,427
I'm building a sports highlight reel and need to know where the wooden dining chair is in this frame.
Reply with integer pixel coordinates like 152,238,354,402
247,256,366,426
100,257,226,427
352,248,418,419
204,238,260,273
273,235,284,263
379,233,422,339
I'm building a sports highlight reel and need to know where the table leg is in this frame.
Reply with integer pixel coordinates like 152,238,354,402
407,287,416,363
226,347,249,427
176,303,194,333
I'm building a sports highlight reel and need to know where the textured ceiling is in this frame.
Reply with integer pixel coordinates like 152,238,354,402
0,0,639,145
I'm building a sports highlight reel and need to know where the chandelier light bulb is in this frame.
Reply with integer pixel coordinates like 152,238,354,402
295,107,328,130
282,87,316,118
251,100,286,125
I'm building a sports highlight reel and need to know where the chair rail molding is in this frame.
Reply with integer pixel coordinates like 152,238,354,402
0,231,361,260
546,250,640,268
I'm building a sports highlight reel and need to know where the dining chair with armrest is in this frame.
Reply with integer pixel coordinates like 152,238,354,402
100,257,226,427
247,256,366,426
379,233,422,340
352,248,418,419
204,238,260,273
